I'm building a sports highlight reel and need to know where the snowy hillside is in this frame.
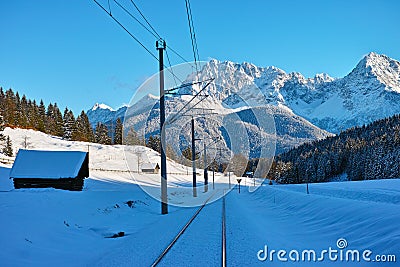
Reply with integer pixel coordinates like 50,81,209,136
0,127,232,202
0,128,399,266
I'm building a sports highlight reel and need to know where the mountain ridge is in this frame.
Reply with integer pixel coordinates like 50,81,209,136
87,52,400,155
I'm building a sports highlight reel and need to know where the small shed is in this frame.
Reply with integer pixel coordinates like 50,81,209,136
141,163,160,174
10,149,89,191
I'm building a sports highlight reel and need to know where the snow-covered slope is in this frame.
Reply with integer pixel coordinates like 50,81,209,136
0,127,233,198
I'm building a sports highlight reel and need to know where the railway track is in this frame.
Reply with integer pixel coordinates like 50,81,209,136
151,191,227,266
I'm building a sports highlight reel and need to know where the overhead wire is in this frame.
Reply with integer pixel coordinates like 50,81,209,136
114,0,198,85
165,50,178,88
186,0,200,63
128,0,196,69
113,0,159,40
185,0,208,142
130,0,161,39
95,0,210,102
185,0,199,75
93,0,159,61
107,0,112,15
93,0,187,85
167,79,214,124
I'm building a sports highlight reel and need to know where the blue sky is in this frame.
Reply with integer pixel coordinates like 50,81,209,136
1,0,399,114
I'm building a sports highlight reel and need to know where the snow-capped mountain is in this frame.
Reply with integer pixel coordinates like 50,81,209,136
287,52,400,132
122,95,331,156
181,52,400,133
88,52,400,155
87,103,127,128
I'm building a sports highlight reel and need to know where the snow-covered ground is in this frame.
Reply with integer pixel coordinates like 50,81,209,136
0,128,399,266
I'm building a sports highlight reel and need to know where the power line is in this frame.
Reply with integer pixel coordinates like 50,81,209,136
95,0,207,91
127,0,200,70
94,0,187,84
107,0,112,15
128,0,195,68
168,46,193,66
130,0,161,39
93,0,159,61
165,49,178,87
167,78,214,124
185,0,199,74
113,0,159,40
186,0,200,63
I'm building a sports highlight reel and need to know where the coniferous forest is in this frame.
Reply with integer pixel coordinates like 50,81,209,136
0,87,123,149
269,114,400,183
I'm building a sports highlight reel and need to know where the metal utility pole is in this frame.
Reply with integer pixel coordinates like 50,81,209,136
191,116,197,197
203,143,208,192
157,39,168,214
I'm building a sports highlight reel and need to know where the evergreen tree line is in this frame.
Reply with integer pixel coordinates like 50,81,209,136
268,114,400,183
0,87,125,147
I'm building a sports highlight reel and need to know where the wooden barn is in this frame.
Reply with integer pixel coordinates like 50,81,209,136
10,149,89,191
141,163,160,174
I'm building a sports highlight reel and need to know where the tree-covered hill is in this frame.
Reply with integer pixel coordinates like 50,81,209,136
0,87,123,146
269,114,400,183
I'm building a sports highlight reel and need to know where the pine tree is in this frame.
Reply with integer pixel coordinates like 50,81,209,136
53,103,64,137
14,92,21,126
19,95,29,128
37,100,46,132
73,111,94,142
0,115,6,142
4,89,16,125
63,108,75,140
82,112,95,142
3,136,13,157
147,135,160,153
73,114,84,141
95,122,111,145
29,100,40,129
113,118,123,145
46,103,56,135
0,87,5,115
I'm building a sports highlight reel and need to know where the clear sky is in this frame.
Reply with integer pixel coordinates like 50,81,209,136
1,0,399,114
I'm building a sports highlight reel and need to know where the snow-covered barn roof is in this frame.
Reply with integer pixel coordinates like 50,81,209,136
141,163,159,170
10,149,88,179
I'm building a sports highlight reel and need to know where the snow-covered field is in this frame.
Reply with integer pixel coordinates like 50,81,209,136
0,128,399,266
